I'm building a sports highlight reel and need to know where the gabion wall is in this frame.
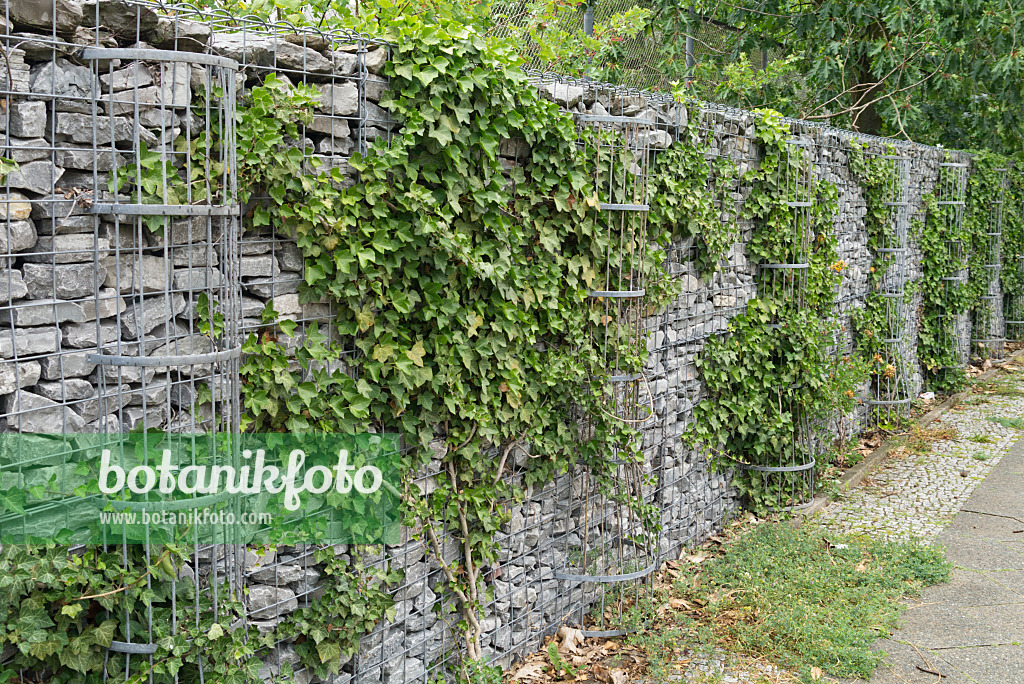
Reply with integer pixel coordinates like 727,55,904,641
0,2,1004,683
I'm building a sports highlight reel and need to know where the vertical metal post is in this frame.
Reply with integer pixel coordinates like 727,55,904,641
584,3,594,37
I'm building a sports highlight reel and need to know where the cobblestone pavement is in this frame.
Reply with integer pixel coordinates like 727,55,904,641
817,364,1024,543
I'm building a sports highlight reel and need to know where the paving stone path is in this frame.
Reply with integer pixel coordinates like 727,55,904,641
818,368,1024,543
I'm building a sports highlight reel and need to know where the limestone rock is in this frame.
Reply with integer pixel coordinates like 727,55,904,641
39,350,95,379
248,585,298,620
0,219,37,253
307,116,351,139
82,0,159,39
0,359,40,394
5,0,83,35
0,300,87,327
2,389,86,431
317,82,358,116
23,262,107,300
273,41,332,74
34,378,95,402
0,268,28,303
151,16,211,52
29,59,97,113
0,193,32,222
120,293,186,339
102,254,167,293
0,327,60,359
23,235,110,264
364,47,387,74
540,83,584,109
6,162,64,196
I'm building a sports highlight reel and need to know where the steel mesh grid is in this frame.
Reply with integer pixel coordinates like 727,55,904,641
972,165,1010,361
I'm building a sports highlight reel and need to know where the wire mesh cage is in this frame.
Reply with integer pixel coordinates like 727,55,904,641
861,153,914,425
553,94,659,638
930,158,970,384
972,166,1009,361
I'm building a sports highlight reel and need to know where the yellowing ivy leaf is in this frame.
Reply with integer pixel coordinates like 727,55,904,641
467,313,483,338
406,340,427,367
207,623,225,640
373,344,395,362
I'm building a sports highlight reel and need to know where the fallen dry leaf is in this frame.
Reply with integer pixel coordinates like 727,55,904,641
856,560,868,573
511,661,546,680
685,553,707,564
592,664,627,684
556,626,586,654
811,666,823,680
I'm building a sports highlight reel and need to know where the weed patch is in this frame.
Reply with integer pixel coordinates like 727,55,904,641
668,523,950,682
990,416,1024,430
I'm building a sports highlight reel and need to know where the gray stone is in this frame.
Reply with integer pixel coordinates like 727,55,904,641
272,41,333,74
120,404,168,430
361,126,389,145
2,389,86,431
171,245,218,267
102,255,167,293
0,325,59,358
638,129,673,150
0,219,37,253
317,135,354,157
362,101,396,130
0,269,29,304
0,193,31,221
365,76,388,103
100,62,154,92
331,51,358,75
120,294,186,340
61,321,118,349
158,62,191,108
1,138,51,164
30,193,91,220
0,300,87,327
6,101,46,138
317,82,358,115
49,112,152,146
240,255,280,278
33,378,94,402
54,145,126,171
270,293,301,316
248,585,298,620
103,86,160,116
364,47,387,75
82,0,159,38
38,351,95,379
125,375,172,406
244,274,300,299
307,115,351,139
152,16,211,51
276,242,303,272
0,359,40,394
6,162,64,195
29,59,97,112
210,33,275,66
172,267,223,291
0,46,30,94
23,236,110,264
249,563,305,583
23,262,107,300
6,0,83,34
540,82,584,108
